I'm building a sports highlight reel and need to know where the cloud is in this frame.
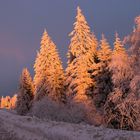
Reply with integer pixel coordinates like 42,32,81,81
0,47,26,64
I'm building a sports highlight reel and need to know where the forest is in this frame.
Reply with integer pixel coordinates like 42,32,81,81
1,6,140,131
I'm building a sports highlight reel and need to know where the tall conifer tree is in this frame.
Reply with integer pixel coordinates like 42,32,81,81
125,15,140,100
109,33,133,89
67,6,97,64
16,68,34,115
105,33,133,128
34,30,65,102
125,16,140,74
92,34,112,107
65,6,97,104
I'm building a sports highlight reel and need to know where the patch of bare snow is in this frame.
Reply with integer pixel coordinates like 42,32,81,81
0,109,140,140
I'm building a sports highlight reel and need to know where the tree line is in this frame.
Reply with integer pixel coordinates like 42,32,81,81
0,95,17,109
11,7,140,130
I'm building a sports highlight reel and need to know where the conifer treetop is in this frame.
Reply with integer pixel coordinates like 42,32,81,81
67,6,96,63
98,34,112,62
34,29,61,88
109,33,133,83
113,32,126,56
40,29,56,50
34,29,65,102
16,68,34,115
71,6,91,37
20,68,34,94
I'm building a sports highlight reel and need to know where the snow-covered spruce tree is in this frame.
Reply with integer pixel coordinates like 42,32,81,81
91,34,112,108
115,16,140,130
109,33,133,90
104,33,134,129
16,68,34,115
67,54,94,103
67,6,97,64
124,16,140,75
127,16,140,99
34,30,50,88
65,6,97,100
66,53,103,125
65,7,103,125
34,30,65,103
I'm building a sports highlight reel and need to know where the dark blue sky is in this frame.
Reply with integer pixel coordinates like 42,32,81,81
0,0,140,96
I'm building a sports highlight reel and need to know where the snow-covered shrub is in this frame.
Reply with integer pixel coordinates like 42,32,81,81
0,118,21,140
31,97,87,124
130,75,140,96
0,130,21,140
85,104,103,126
46,132,71,140
104,89,140,130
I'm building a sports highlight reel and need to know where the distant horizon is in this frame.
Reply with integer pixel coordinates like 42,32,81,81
0,1,140,96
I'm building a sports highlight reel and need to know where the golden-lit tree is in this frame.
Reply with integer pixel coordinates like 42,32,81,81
16,68,34,115
98,34,112,63
65,6,97,102
0,96,6,108
34,30,65,102
65,7,99,115
67,6,97,64
10,94,17,109
34,30,50,88
4,96,11,109
66,54,94,103
0,95,16,109
0,95,17,109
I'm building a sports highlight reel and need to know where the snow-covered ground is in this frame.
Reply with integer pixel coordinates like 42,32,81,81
0,109,140,140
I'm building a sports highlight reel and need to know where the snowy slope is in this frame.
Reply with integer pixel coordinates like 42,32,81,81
0,109,140,140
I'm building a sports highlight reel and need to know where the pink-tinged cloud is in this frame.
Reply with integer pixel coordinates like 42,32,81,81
0,47,26,64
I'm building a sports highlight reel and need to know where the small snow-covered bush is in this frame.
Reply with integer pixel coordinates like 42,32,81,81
0,118,21,140
46,132,71,140
130,75,140,96
0,130,21,140
104,89,140,130
31,97,87,123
